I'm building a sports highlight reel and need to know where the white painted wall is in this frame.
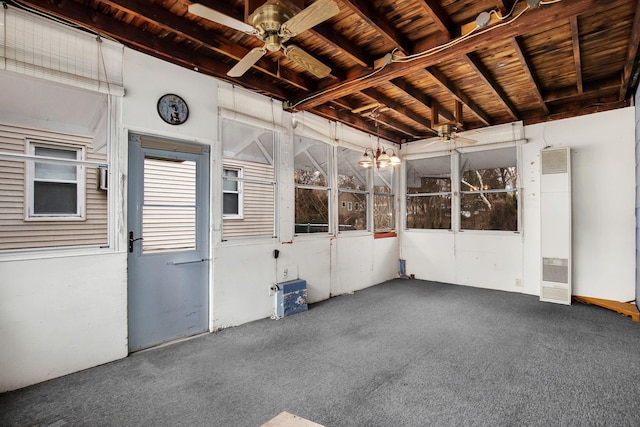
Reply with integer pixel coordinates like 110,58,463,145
635,86,640,309
400,108,636,302
0,253,127,392
0,71,128,393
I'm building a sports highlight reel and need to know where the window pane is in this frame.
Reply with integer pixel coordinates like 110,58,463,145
143,157,197,253
223,193,239,215
35,147,77,180
33,181,77,214
338,192,367,231
406,156,451,193
373,167,393,193
406,195,451,229
144,158,196,205
223,182,274,239
222,118,275,174
143,206,196,252
294,135,329,186
374,194,394,231
460,192,518,231
223,169,239,192
460,147,517,190
337,147,367,190
295,188,329,233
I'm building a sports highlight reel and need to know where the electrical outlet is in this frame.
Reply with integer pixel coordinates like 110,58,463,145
515,278,522,287
283,268,288,278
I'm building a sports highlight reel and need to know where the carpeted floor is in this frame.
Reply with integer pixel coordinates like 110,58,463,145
1,279,639,426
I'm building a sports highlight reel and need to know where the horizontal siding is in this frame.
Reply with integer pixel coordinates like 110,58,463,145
141,157,197,252
0,123,107,250
223,159,275,239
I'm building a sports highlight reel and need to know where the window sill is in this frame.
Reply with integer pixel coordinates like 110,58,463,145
374,231,397,239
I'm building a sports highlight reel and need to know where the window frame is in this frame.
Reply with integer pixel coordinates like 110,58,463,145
222,166,243,219
337,146,370,233
25,139,86,221
373,165,396,233
293,135,332,236
405,154,453,231
458,146,519,233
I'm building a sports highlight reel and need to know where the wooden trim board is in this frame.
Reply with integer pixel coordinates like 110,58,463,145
573,296,639,322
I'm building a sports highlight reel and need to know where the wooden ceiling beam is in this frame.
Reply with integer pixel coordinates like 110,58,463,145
18,0,288,99
95,0,317,91
425,67,492,126
512,36,550,115
569,16,583,94
416,1,453,38
523,97,628,125
310,105,407,143
619,0,640,100
340,0,413,53
544,77,620,103
465,53,519,121
389,78,456,123
289,0,602,111
360,88,434,131
309,25,373,68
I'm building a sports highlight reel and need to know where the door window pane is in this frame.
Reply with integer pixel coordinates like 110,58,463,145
142,157,196,253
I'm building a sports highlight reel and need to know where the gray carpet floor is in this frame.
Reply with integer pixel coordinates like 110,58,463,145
1,279,639,426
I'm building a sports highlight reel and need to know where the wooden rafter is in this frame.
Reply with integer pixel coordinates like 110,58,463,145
19,0,289,99
426,67,492,126
512,36,550,115
360,88,433,131
619,0,640,100
79,0,318,91
417,1,452,38
570,16,583,95
310,105,404,142
340,0,413,53
389,78,456,123
544,77,620,103
289,0,602,111
465,53,519,121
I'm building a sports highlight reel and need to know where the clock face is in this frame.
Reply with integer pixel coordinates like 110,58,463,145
157,94,189,125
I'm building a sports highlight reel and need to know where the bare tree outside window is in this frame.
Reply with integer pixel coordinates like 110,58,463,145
406,156,452,229
337,147,368,231
460,147,518,231
294,135,331,234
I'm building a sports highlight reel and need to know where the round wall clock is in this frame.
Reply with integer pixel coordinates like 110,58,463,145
157,93,189,125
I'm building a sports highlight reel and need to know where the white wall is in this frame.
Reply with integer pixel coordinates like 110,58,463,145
635,87,640,309
0,253,127,392
400,108,636,302
0,72,128,393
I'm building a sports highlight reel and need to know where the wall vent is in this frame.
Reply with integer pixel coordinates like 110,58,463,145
541,149,568,174
540,147,571,305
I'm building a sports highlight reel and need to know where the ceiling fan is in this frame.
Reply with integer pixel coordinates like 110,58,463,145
425,100,477,147
188,0,339,78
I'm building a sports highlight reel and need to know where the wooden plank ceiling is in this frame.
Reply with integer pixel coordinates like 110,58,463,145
16,0,640,144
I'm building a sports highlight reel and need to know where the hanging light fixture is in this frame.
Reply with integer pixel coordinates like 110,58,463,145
358,107,401,169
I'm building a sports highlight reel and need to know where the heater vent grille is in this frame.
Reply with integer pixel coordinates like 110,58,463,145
541,149,568,174
542,257,569,283
541,285,569,302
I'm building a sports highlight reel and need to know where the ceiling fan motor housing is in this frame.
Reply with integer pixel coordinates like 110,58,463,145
251,4,292,45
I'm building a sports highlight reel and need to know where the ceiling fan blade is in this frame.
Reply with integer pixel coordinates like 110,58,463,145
281,0,340,36
227,47,266,77
284,45,331,78
188,3,256,34
454,135,477,145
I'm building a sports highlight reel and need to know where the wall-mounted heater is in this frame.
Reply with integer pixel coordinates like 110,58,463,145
540,147,572,304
